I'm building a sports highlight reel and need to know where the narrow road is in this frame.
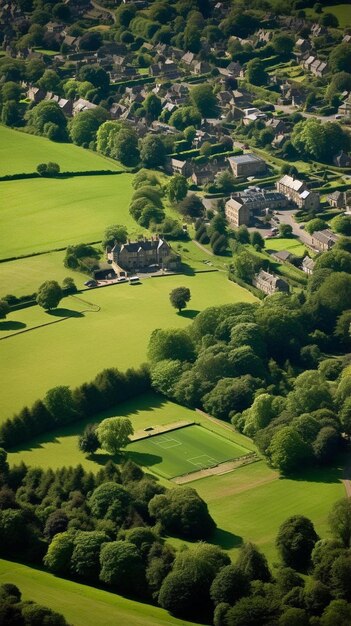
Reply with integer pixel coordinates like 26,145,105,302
276,208,314,247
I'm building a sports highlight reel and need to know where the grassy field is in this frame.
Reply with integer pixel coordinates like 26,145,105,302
305,4,351,27
0,174,136,259
0,273,256,418
0,560,199,626
0,125,124,176
9,392,256,472
264,237,308,256
126,424,251,479
194,460,345,562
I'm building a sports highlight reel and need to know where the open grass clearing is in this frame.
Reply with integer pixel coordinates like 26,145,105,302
193,460,345,562
0,272,256,418
0,125,124,176
305,4,351,27
0,174,136,259
126,424,251,479
265,237,308,256
0,559,199,626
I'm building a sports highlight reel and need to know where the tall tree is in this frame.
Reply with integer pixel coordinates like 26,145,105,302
169,287,191,313
96,417,134,454
36,281,62,311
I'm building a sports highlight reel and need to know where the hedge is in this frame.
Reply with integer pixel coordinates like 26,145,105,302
0,170,124,182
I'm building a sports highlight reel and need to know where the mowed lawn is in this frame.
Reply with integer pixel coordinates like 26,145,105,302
265,237,308,256
194,460,345,563
0,125,123,175
305,4,351,27
8,392,256,472
0,273,256,418
0,174,136,259
126,424,250,479
0,559,199,626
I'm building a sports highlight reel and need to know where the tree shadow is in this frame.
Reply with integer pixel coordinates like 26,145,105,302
178,309,200,319
88,452,119,466
126,450,163,467
210,527,243,550
180,263,196,276
0,320,26,331
281,463,345,484
48,308,84,318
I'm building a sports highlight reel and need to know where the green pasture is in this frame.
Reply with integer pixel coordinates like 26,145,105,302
8,392,255,472
0,559,199,626
0,173,135,259
305,4,351,27
0,272,256,418
0,125,123,176
194,460,345,562
0,251,87,298
265,237,307,256
126,424,250,479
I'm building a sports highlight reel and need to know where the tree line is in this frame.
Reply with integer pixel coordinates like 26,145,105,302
0,583,70,626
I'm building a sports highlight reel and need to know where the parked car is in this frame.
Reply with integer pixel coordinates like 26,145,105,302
84,279,97,288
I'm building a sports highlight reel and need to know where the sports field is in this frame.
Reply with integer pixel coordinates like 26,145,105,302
0,174,135,259
0,125,123,176
127,424,250,479
0,274,256,419
0,559,198,626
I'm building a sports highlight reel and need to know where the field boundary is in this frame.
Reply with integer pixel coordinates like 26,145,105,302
130,420,194,442
172,453,259,484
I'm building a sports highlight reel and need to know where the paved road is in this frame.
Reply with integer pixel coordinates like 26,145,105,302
275,208,314,247
275,104,336,124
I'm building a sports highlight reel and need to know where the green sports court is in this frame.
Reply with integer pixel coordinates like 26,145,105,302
126,424,251,479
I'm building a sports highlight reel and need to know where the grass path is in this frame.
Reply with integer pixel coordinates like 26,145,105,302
0,560,200,626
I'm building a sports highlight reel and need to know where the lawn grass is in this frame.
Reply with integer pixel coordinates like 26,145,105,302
0,273,256,419
126,424,251,479
0,125,124,176
0,559,199,626
305,4,351,27
0,174,136,259
264,237,308,256
194,460,345,562
0,251,87,298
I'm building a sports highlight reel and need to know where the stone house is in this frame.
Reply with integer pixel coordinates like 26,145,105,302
302,256,315,275
328,191,346,208
253,269,289,295
193,61,211,75
228,153,267,178
109,237,178,273
338,95,351,117
27,86,46,103
73,98,98,115
311,229,338,252
276,175,320,210
225,188,287,227
168,158,192,177
225,197,251,227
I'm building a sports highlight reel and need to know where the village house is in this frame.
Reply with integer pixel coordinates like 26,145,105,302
338,95,351,117
311,229,338,252
253,269,289,295
328,191,347,209
167,158,192,177
193,61,211,75
109,237,178,274
73,98,98,115
276,175,320,210
45,92,73,115
228,153,267,178
27,86,46,103
225,188,287,227
302,256,315,275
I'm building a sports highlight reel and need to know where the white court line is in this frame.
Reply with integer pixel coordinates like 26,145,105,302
187,455,217,467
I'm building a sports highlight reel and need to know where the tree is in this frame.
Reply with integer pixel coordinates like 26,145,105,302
71,531,109,581
235,542,271,582
25,101,67,140
89,482,130,520
313,426,340,464
276,515,319,571
279,223,293,237
112,127,139,166
102,224,128,249
246,59,268,86
44,510,68,540
269,426,311,475
99,540,145,595
190,84,217,117
225,595,279,626
148,328,195,363
168,175,188,203
210,565,250,606
140,135,166,167
96,417,134,454
149,487,216,539
178,194,204,218
38,69,61,92
78,423,99,454
1,101,22,127
169,106,201,130
272,33,294,55
330,554,351,601
79,31,103,51
305,218,328,235
320,600,351,626
1,81,21,102
150,359,185,396
328,499,351,548
0,300,10,320
203,376,256,419
21,603,69,626
69,108,108,147
169,287,191,313
279,608,310,626
216,170,235,193
250,231,264,250
331,215,351,236
329,44,351,74
144,93,162,121
292,118,350,163
44,386,76,425
36,281,62,311
44,531,74,575
36,162,60,177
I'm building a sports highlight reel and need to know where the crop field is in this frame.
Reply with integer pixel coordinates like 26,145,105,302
126,424,251,479
0,125,125,176
0,174,136,259
194,461,345,562
0,559,198,626
0,273,256,418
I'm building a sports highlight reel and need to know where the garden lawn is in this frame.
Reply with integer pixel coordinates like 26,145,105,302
126,424,250,479
0,251,87,298
264,237,308,256
0,559,199,626
0,174,135,258
0,272,256,418
0,125,124,176
8,392,255,472
194,460,345,563
305,4,351,27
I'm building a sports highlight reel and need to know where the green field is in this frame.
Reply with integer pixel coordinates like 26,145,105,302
0,126,124,176
126,424,250,479
0,273,256,418
194,460,345,562
0,559,199,626
305,4,351,27
0,174,136,259
265,237,308,256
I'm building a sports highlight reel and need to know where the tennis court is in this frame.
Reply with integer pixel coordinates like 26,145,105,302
126,424,251,479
